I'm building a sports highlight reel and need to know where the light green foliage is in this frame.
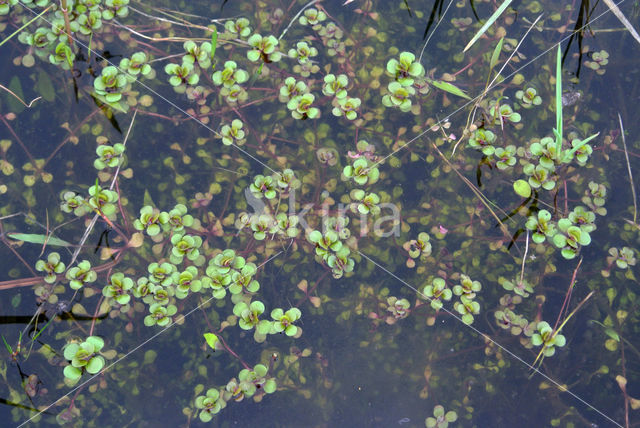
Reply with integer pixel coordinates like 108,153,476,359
62,336,106,382
332,97,360,120
382,81,415,112
103,272,133,305
144,303,177,327
552,218,592,259
494,145,516,170
423,277,452,311
102,0,130,20
220,119,246,146
133,205,169,236
65,260,97,290
35,252,65,283
88,183,119,216
233,300,265,330
607,247,636,270
425,405,457,428
468,128,497,156
60,191,90,216
490,102,521,124
212,61,249,88
271,307,302,336
525,210,556,244
515,87,542,108
246,34,282,62
350,189,380,215
94,143,125,170
343,156,380,186
288,41,318,64
195,388,226,422
93,65,127,103
287,93,319,119
170,233,203,264
183,40,212,69
250,174,277,199
531,321,566,357
120,52,152,78
322,73,348,99
499,276,533,298
386,51,425,87
298,8,326,27
224,18,252,38
164,60,199,88
584,50,609,74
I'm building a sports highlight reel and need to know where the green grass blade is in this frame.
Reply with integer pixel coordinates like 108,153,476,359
7,233,72,247
554,44,563,158
31,316,55,342
463,0,512,52
210,26,218,70
489,37,504,72
428,79,471,100
1,334,13,355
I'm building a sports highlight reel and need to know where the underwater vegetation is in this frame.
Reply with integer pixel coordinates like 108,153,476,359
0,0,639,426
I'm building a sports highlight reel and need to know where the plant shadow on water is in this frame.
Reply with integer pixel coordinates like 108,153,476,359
0,0,639,426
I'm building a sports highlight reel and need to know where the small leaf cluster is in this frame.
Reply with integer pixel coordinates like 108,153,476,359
62,336,106,384
515,87,542,108
133,203,194,237
35,252,65,284
65,260,97,290
195,364,277,423
403,232,432,268
307,229,355,279
342,147,380,186
425,405,457,428
87,183,119,217
606,247,636,270
531,321,566,357
382,51,425,112
94,142,125,170
246,33,282,63
581,181,607,216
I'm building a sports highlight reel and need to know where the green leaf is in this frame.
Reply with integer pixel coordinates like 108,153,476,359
489,37,504,71
427,79,471,100
203,333,219,350
591,320,620,342
63,365,82,381
555,44,563,158
36,70,56,102
513,179,532,198
464,0,513,52
6,76,25,113
7,233,72,247
562,132,600,161
210,26,218,70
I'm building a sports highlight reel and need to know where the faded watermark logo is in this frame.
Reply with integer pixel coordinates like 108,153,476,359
242,187,400,238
